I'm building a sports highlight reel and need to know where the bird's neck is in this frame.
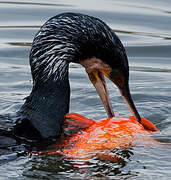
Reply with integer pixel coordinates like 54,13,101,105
18,60,70,139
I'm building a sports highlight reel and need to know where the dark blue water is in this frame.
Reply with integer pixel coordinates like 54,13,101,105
0,0,171,179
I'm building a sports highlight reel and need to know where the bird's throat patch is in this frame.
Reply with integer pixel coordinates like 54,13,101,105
79,57,113,83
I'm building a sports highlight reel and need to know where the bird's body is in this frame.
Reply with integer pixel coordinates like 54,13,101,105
13,12,156,145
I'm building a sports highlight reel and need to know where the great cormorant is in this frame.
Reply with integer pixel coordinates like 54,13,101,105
14,12,141,141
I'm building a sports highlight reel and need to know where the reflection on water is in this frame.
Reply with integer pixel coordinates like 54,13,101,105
7,42,31,47
0,1,73,7
28,149,134,179
0,0,171,179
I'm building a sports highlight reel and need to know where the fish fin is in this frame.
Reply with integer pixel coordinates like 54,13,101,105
140,117,158,132
63,113,95,136
130,116,158,132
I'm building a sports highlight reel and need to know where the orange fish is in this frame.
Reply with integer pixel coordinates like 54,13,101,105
35,113,158,162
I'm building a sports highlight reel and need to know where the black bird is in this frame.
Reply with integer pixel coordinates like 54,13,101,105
14,12,141,140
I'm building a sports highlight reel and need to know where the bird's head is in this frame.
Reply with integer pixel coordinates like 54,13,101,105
79,52,141,122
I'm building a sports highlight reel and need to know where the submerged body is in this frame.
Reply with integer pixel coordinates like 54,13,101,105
35,114,158,161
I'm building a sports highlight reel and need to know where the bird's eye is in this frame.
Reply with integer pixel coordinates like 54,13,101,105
110,70,120,78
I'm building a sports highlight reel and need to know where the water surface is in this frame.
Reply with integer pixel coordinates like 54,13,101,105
0,0,171,179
